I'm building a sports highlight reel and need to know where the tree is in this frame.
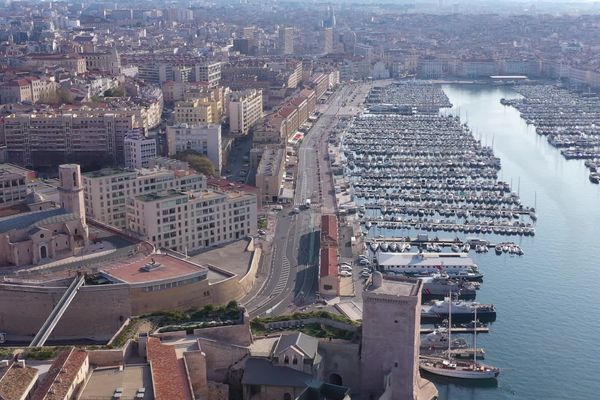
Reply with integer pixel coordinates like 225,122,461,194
174,150,216,177
103,86,125,97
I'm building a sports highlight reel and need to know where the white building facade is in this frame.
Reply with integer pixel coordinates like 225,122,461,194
166,124,223,174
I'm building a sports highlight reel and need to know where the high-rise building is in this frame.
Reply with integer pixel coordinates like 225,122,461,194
323,27,333,55
360,273,438,399
279,26,294,55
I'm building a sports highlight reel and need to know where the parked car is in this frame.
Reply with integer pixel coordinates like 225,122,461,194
339,265,353,272
339,270,352,277
360,271,372,278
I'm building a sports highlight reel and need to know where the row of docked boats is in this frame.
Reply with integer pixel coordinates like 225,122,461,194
364,219,535,236
505,85,600,183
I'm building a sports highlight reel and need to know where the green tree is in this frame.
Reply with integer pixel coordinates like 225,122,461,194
104,86,125,97
174,150,216,177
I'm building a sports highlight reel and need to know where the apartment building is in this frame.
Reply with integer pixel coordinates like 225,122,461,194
174,99,214,125
124,130,157,170
323,28,333,55
279,27,294,55
82,167,205,229
166,124,223,174
2,112,136,168
255,146,285,203
126,189,257,253
228,89,263,135
196,62,222,88
23,54,87,74
0,77,58,104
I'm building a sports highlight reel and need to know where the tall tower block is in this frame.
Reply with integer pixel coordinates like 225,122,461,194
58,164,86,227
360,272,437,399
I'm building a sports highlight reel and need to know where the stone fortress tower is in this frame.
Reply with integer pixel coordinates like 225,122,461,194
360,272,438,400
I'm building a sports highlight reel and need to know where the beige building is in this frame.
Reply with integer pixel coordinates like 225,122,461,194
166,123,223,174
174,98,214,125
24,53,87,74
228,89,263,135
361,274,437,400
255,146,285,203
126,189,257,253
323,28,334,55
0,164,89,267
279,27,294,55
83,166,205,229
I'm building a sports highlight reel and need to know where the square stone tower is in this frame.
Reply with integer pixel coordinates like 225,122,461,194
58,164,87,227
360,272,437,400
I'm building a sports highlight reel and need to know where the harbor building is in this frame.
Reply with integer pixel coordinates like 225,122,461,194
123,130,157,170
0,164,89,267
166,123,223,174
361,273,438,400
228,89,264,135
83,166,205,229
126,189,257,253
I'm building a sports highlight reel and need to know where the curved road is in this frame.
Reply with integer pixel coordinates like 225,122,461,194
243,83,371,317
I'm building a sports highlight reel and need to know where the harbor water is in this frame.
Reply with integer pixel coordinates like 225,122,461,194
424,84,600,399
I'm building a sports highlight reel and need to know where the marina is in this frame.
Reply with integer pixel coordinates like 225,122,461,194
501,84,600,183
335,82,600,397
341,84,537,245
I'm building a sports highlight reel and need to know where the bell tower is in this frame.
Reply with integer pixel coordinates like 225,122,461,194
58,164,86,226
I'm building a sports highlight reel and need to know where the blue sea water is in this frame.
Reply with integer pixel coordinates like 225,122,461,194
425,84,600,400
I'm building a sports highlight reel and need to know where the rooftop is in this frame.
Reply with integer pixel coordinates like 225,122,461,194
32,348,88,400
365,276,420,297
376,252,476,267
101,253,207,285
241,358,314,388
79,365,153,400
189,239,253,280
146,338,193,400
0,362,39,400
0,208,74,235
273,332,319,360
320,247,337,278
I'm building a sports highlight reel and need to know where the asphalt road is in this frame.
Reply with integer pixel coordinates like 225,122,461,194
243,83,372,317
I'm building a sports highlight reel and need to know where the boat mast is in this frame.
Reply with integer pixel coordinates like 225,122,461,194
473,306,478,366
448,292,452,356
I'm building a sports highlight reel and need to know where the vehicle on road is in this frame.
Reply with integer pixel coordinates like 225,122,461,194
361,271,372,278
359,259,370,266
291,207,300,214
304,199,311,208
340,265,353,272
339,270,352,277
273,205,283,211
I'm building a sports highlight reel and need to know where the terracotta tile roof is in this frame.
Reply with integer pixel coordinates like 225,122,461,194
320,214,338,245
0,362,39,400
32,348,88,400
320,247,338,277
147,337,193,400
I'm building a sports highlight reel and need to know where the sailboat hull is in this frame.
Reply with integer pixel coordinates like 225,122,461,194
420,363,500,379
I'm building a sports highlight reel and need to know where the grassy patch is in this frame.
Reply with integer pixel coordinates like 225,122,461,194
258,218,268,230
25,347,62,360
254,311,358,326
144,302,243,329
110,318,141,348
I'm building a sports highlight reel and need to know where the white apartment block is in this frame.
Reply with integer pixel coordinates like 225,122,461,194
228,89,263,135
196,62,222,88
166,124,222,174
126,189,257,253
124,130,157,170
82,167,206,229
174,99,214,125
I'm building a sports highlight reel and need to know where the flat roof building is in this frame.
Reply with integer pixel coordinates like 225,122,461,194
228,89,263,136
166,123,223,174
83,166,205,229
126,189,257,254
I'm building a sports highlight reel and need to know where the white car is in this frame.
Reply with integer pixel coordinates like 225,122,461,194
339,270,352,277
359,259,369,266
339,265,353,272
360,271,372,278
